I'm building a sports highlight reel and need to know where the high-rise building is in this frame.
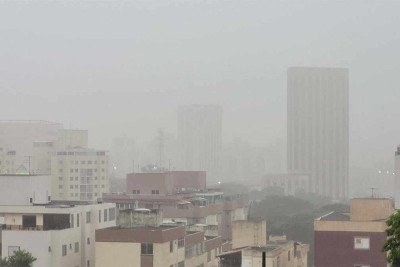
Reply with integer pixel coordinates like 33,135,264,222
287,67,349,200
177,105,222,181
394,146,400,207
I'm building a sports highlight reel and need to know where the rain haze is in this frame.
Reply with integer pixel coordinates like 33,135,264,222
1,1,400,197
2,1,400,267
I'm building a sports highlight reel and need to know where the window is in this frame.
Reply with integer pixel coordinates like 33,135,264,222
59,185,63,189
62,245,67,256
98,210,101,222
86,212,91,223
87,237,90,245
74,242,79,253
71,214,74,228
354,237,370,250
178,238,185,248
141,243,153,255
132,190,140,194
87,260,90,267
70,185,73,189
288,250,290,261
170,241,174,253
207,251,211,262
109,208,116,221
151,190,159,195
77,214,80,227
8,246,19,257
104,209,108,221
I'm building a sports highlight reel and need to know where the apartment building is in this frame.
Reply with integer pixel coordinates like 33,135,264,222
314,198,394,267
95,209,222,267
104,190,248,241
0,203,116,267
51,148,109,202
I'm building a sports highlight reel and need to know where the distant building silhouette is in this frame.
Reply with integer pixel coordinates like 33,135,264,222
287,67,349,200
177,105,222,181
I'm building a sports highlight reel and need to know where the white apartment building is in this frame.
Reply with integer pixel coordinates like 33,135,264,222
51,149,109,202
0,174,51,205
0,203,116,267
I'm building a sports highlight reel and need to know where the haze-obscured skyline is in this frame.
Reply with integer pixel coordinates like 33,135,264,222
1,0,400,186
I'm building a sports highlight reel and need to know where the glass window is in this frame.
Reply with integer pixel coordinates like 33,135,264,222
104,209,108,221
86,212,91,223
354,237,370,250
141,243,153,255
74,242,79,253
62,245,67,256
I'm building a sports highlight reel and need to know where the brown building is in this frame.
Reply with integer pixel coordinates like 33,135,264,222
103,191,248,241
126,171,206,196
314,198,394,267
95,209,223,267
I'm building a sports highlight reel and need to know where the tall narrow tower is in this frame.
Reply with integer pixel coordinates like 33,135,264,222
287,67,349,200
177,105,222,182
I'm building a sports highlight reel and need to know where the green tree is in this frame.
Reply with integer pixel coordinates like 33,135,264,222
7,250,36,267
0,257,9,267
383,212,400,266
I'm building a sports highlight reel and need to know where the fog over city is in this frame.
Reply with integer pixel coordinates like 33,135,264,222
2,0,400,197
1,1,400,266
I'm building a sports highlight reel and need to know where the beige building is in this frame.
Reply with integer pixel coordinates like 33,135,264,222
96,209,222,267
0,203,116,267
51,148,109,202
219,219,309,267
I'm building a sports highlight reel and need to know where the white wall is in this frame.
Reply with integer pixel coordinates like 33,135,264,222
0,175,51,205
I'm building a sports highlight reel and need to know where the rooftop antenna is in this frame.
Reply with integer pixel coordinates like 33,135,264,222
157,128,165,168
369,187,377,198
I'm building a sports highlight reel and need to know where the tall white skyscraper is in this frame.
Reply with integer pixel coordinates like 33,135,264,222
178,105,222,181
287,67,349,200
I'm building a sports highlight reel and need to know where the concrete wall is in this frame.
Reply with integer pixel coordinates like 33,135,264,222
96,242,140,267
350,198,394,221
0,175,51,205
314,231,387,267
232,220,267,249
119,209,162,228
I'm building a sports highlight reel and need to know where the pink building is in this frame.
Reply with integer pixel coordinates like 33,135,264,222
126,171,206,196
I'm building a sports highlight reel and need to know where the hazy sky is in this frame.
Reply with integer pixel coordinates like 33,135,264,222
1,0,400,174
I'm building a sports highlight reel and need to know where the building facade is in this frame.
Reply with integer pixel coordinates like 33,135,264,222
287,67,349,200
314,198,393,267
0,203,116,267
51,148,109,202
95,209,223,267
177,105,222,182
0,174,51,205
394,146,400,208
